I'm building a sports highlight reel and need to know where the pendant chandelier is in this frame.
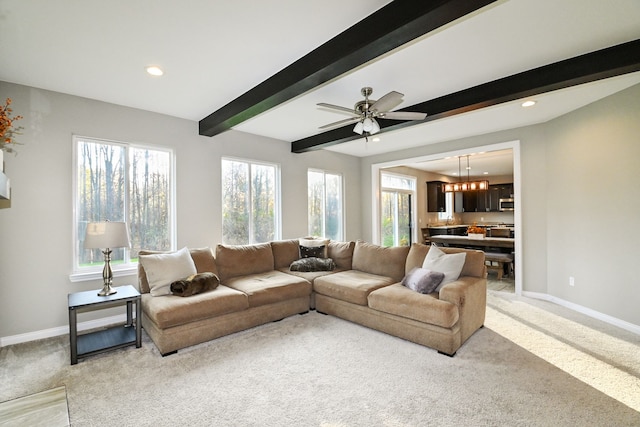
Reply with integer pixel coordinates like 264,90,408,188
443,155,489,192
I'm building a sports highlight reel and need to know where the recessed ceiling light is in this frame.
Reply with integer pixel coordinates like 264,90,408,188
372,137,380,142
145,66,164,76
483,171,489,175
521,100,536,107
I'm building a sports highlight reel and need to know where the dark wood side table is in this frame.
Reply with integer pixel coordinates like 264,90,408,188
68,285,141,365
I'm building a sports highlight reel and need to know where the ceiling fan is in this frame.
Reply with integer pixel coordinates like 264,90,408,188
317,87,427,136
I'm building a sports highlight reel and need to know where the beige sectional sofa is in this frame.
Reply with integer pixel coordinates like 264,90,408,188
138,240,486,357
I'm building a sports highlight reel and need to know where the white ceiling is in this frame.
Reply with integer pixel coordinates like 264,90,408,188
1,0,639,159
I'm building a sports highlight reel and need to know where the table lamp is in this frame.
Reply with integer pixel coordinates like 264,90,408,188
84,221,131,296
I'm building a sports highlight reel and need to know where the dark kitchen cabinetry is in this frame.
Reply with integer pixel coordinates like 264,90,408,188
488,183,514,211
454,190,488,212
426,181,446,212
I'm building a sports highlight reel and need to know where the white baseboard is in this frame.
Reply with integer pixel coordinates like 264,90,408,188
522,291,640,335
0,314,128,347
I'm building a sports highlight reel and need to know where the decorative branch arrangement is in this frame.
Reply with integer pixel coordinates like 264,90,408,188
0,98,24,154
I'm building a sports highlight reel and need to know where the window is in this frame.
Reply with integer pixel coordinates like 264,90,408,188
221,158,280,244
438,192,454,221
308,169,343,240
72,136,174,280
380,171,416,247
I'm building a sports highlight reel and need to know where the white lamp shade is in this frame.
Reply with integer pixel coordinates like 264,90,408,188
84,222,131,249
362,118,373,132
353,121,364,135
370,118,380,134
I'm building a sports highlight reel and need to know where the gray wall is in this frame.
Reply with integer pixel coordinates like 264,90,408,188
1,80,638,340
0,81,361,338
359,83,640,328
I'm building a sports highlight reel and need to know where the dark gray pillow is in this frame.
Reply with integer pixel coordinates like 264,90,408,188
401,267,445,294
290,257,336,272
299,245,325,258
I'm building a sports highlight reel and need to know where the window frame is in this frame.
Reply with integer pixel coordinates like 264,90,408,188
307,168,345,241
70,135,176,282
221,156,282,245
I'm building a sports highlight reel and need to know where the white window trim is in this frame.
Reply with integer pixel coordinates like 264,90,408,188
70,135,175,282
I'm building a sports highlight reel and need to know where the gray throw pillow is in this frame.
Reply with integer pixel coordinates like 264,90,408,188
401,267,445,294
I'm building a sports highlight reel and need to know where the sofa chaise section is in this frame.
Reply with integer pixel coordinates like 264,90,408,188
315,242,486,356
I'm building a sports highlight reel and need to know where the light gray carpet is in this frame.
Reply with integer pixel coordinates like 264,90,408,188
1,291,639,426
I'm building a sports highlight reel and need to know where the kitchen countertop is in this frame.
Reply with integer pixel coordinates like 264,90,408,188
427,224,514,229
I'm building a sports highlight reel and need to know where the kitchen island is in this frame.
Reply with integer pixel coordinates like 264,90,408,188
430,235,514,250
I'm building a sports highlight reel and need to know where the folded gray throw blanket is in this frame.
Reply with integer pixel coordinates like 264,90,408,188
289,257,336,272
170,272,220,297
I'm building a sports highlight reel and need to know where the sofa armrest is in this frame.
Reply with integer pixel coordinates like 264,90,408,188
438,276,486,343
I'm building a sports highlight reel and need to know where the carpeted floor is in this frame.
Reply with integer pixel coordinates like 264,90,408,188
1,289,639,426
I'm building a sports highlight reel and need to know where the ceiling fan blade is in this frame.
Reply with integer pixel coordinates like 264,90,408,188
317,102,356,115
381,111,427,121
319,116,361,129
370,91,404,113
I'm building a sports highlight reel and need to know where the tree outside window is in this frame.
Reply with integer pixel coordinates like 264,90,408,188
74,136,173,275
308,170,343,240
222,158,280,245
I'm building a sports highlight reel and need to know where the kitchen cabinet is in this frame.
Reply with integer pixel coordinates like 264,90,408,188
488,183,513,211
454,190,488,212
426,181,446,212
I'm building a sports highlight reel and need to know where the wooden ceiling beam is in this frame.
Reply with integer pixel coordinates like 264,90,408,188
291,39,640,153
199,0,498,137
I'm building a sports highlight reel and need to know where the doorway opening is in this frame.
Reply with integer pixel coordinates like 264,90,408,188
372,140,522,295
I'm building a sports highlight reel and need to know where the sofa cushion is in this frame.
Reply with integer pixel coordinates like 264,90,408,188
422,244,466,291
224,271,312,308
138,247,217,294
278,267,344,283
368,283,459,328
142,285,249,329
314,270,396,306
401,268,444,294
351,241,410,282
139,247,197,296
327,241,355,270
216,243,274,282
271,239,300,269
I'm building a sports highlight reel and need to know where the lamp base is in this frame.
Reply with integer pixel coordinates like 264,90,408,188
97,283,117,296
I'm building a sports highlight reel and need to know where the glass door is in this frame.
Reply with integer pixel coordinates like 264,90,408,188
381,191,412,247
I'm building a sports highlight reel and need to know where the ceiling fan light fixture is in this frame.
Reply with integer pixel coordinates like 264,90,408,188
353,121,364,134
362,117,374,132
370,118,380,134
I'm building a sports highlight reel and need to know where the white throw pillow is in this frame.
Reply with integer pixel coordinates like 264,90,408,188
422,244,466,291
139,247,197,296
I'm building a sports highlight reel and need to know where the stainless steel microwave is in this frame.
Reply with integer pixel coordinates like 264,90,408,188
499,198,514,211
